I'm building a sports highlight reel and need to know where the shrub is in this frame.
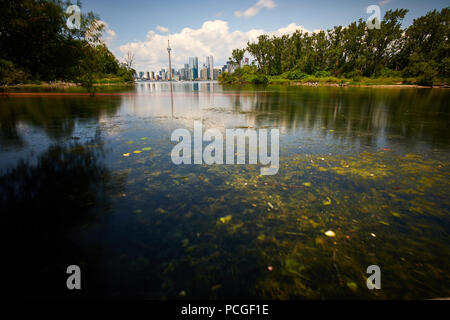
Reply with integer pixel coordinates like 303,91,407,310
0,59,28,85
314,70,331,78
251,74,268,85
286,69,308,80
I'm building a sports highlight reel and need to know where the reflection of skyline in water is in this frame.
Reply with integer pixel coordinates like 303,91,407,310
1,85,449,164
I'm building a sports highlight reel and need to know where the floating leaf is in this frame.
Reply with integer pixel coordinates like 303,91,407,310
133,150,142,154
140,137,148,140
303,182,312,187
346,282,358,292
211,284,222,291
325,230,336,237
391,211,401,218
181,238,189,247
126,141,134,144
156,208,167,214
323,197,332,205
133,209,143,214
315,237,325,245
123,153,131,157
142,147,152,151
267,202,274,209
219,215,232,224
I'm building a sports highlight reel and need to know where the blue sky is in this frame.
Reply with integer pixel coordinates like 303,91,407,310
80,0,449,72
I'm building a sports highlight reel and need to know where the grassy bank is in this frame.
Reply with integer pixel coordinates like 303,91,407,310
2,78,134,90
268,76,450,87
219,66,449,88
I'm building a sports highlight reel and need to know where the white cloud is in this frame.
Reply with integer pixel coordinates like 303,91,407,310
156,25,169,33
379,0,390,5
103,27,116,46
116,20,313,72
235,0,277,18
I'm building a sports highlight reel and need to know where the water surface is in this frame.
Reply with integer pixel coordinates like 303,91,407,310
1,83,449,299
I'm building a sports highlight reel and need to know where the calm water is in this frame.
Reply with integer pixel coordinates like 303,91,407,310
1,83,449,299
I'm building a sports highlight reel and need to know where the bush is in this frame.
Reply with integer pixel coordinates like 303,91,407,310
0,59,28,85
251,74,268,85
218,66,267,85
403,61,438,86
218,72,235,84
284,69,308,80
378,67,402,78
314,70,331,78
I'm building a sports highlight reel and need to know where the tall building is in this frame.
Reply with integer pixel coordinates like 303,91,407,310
189,57,198,80
200,67,208,81
184,64,189,80
167,40,172,81
213,69,220,80
179,68,185,80
206,56,214,80
226,61,234,73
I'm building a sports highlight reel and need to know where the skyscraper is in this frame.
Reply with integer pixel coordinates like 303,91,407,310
167,39,172,81
189,57,198,80
206,56,214,80
184,64,189,80
200,67,208,81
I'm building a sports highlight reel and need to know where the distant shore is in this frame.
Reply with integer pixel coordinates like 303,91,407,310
285,82,449,89
2,80,449,92
1,81,134,89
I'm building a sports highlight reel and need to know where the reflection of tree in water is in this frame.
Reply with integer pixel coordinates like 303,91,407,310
0,97,121,145
224,86,450,147
0,141,124,298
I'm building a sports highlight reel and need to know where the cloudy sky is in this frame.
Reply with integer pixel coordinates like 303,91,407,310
82,0,449,72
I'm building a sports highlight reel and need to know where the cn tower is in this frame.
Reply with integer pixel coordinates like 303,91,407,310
167,39,172,81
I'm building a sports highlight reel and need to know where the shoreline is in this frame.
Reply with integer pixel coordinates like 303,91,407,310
2,81,449,92
286,82,448,89
1,81,134,90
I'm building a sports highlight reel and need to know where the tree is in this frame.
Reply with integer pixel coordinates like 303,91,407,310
0,0,134,85
124,50,135,70
227,7,449,85
230,48,246,69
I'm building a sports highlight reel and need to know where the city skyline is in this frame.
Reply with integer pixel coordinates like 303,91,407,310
136,54,237,81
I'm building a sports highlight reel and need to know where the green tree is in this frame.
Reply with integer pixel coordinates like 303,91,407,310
230,48,246,69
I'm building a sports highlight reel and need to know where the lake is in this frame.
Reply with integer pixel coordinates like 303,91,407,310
1,82,449,299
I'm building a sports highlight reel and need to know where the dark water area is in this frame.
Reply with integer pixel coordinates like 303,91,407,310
0,83,449,299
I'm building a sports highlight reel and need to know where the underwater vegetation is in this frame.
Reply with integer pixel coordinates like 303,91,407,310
1,84,449,299
111,134,450,299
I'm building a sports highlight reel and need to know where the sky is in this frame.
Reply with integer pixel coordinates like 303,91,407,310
81,0,449,72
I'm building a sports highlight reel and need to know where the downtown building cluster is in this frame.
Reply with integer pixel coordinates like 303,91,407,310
137,56,237,81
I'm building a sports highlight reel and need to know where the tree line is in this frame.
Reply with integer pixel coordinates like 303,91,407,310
0,0,135,86
223,8,449,86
